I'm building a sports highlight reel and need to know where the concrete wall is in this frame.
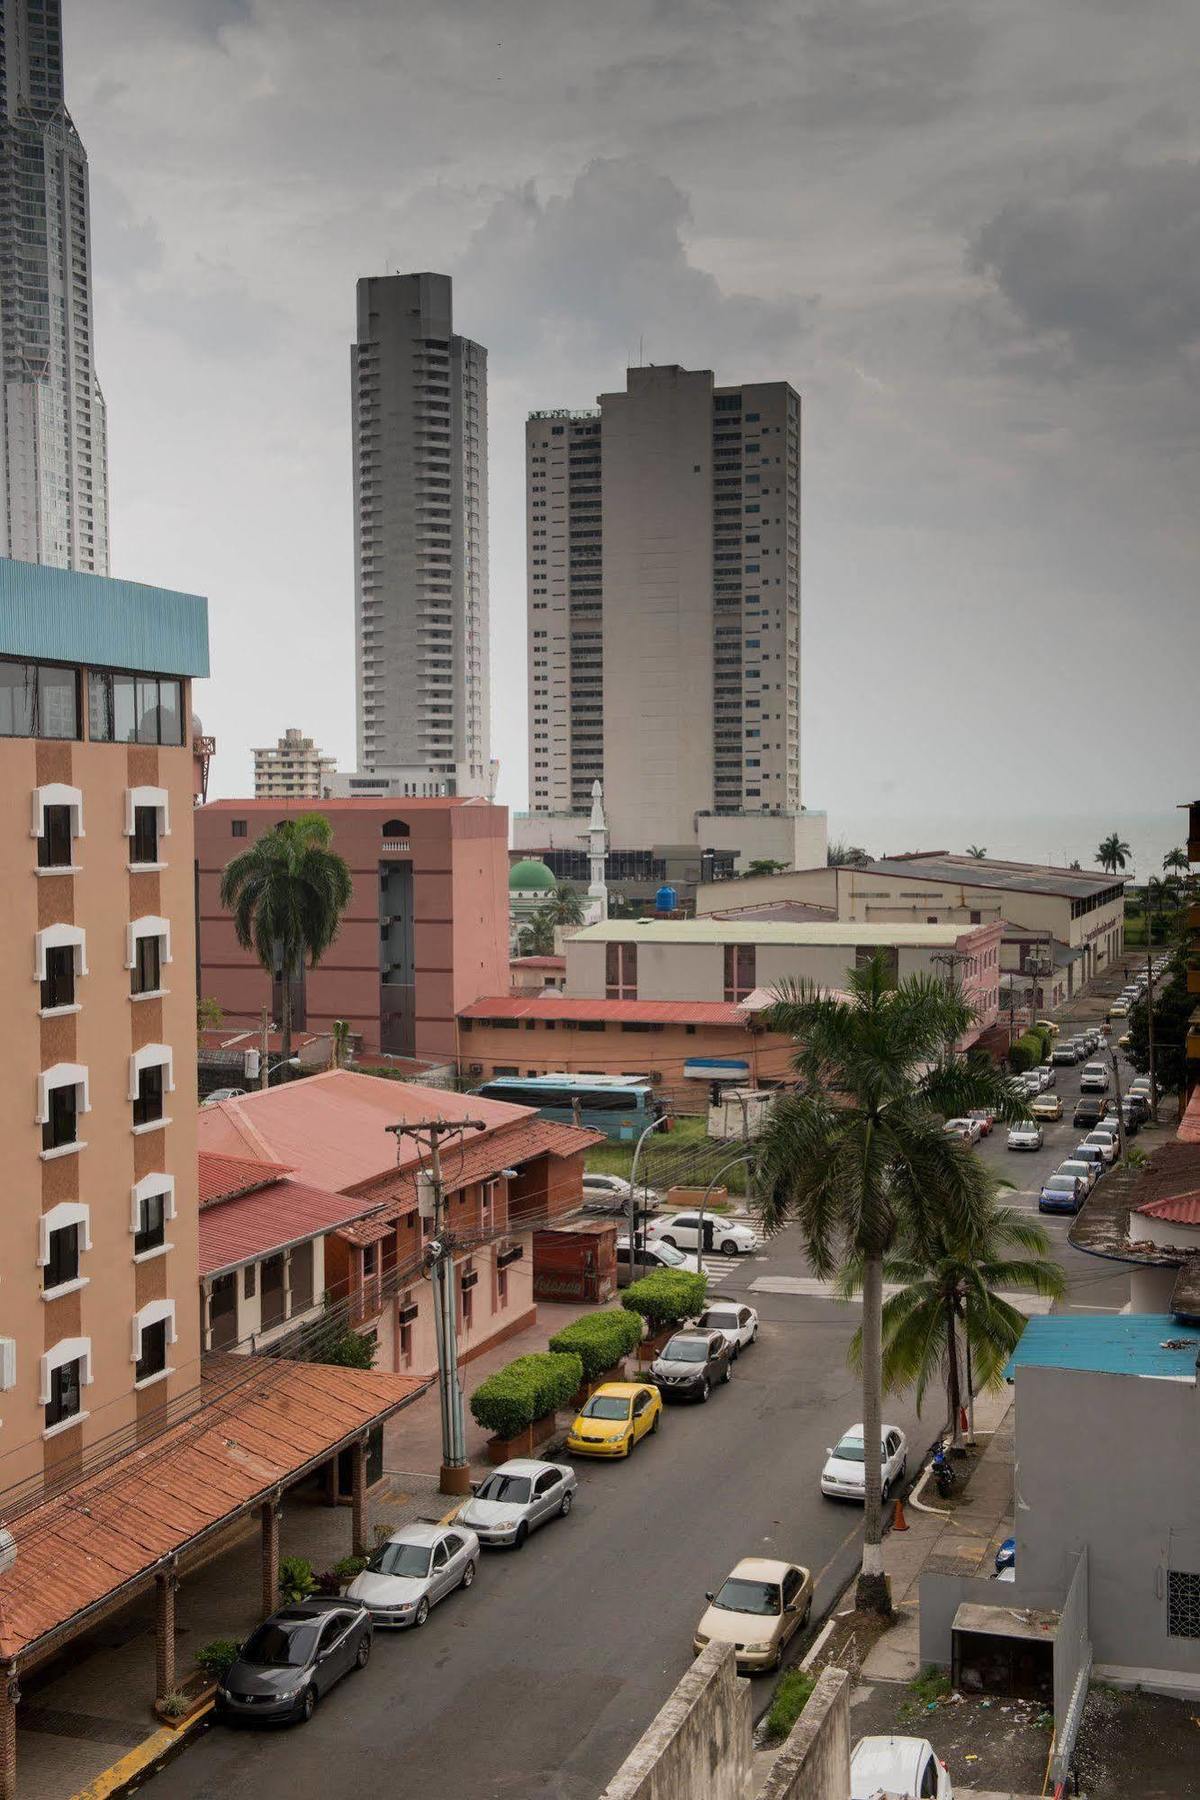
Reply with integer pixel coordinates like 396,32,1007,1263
696,866,837,914
458,1016,797,1101
918,1570,1068,1668
759,1666,851,1800
600,1641,752,1800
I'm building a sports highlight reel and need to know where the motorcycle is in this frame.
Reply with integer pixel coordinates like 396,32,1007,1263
930,1443,957,1499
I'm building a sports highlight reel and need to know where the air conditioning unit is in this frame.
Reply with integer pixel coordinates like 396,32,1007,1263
460,1269,479,1292
497,1243,524,1270
467,1063,483,1077
649,1071,663,1083
397,1302,419,1326
243,1048,261,1081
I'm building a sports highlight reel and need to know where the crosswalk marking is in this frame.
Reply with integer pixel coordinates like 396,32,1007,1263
746,1274,1056,1315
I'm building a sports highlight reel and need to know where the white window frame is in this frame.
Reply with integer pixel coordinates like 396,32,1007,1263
124,784,170,853
39,1335,93,1403
30,783,84,844
129,1043,175,1101
38,1200,92,1273
34,923,88,981
132,1299,176,1387
127,915,172,989
130,1172,177,1233
37,1062,90,1127
0,1339,15,1392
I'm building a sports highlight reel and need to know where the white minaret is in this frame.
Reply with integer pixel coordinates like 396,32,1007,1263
585,778,609,924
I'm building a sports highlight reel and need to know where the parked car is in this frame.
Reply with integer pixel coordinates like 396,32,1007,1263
1118,1031,1133,1049
204,1087,247,1106
1129,1077,1153,1099
1109,1001,1129,1018
967,1108,995,1136
615,1237,707,1288
696,1300,759,1356
1051,1044,1079,1066
1080,1062,1110,1092
1039,1173,1086,1215
821,1424,908,1502
1036,1066,1057,1090
1030,1093,1063,1121
1080,1132,1117,1166
1067,1037,1090,1060
1007,1120,1044,1152
1035,1019,1060,1037
565,1381,662,1458
456,1459,577,1549
943,1117,981,1144
693,1558,813,1673
851,1735,954,1800
649,1329,733,1402
582,1173,659,1214
649,1211,760,1257
216,1598,371,1724
345,1521,479,1627
1073,1097,1105,1130
1125,1091,1151,1122
1057,1158,1099,1196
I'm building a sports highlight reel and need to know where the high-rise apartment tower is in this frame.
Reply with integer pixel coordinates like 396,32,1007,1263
525,365,806,865
0,0,109,573
351,272,491,798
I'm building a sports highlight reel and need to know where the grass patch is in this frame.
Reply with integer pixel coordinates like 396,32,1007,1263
909,1667,952,1705
583,1116,750,1197
762,1669,816,1743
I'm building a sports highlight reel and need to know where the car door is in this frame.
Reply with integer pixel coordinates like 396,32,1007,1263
884,1431,902,1485
670,1214,698,1248
314,1613,348,1692
738,1307,754,1347
532,1467,561,1525
780,1567,803,1645
429,1537,452,1601
442,1531,469,1589
631,1388,652,1440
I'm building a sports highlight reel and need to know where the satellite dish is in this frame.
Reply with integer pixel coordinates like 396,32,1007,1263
0,1528,15,1575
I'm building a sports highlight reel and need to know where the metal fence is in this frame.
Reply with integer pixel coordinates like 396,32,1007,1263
1051,1546,1091,1790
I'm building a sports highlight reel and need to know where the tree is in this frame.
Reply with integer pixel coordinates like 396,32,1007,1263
743,858,789,878
754,955,1023,1613
827,839,872,868
197,994,223,1038
1096,833,1131,874
517,906,557,956
540,881,584,926
1145,875,1182,945
305,1314,378,1369
219,812,352,1064
965,845,988,859
331,1018,353,1070
1126,947,1191,1094
839,1203,1064,1447
1163,847,1190,876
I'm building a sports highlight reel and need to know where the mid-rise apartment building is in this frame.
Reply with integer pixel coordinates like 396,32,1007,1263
523,364,810,883
0,1,109,573
351,272,491,798
252,725,336,799
0,556,208,1498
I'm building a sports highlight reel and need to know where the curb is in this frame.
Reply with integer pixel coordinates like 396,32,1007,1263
70,1702,213,1800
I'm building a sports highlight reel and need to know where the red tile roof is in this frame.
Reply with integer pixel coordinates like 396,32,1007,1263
199,1150,292,1207
436,1118,603,1193
0,1360,426,1663
458,994,753,1026
337,1202,408,1249
1135,1192,1200,1226
199,1177,387,1274
509,955,566,969
1179,1086,1200,1145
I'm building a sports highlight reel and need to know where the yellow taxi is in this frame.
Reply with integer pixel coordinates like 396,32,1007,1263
1118,1031,1133,1050
1030,1092,1063,1121
565,1381,662,1458
1035,1019,1060,1037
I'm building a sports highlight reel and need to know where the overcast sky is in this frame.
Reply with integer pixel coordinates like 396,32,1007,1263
66,0,1200,843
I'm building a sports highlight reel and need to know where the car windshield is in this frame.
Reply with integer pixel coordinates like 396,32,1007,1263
702,1312,738,1330
474,1474,532,1504
1059,1164,1089,1179
241,1619,320,1668
1045,1177,1076,1193
366,1540,433,1578
655,1242,688,1266
582,1394,631,1420
1011,1122,1037,1133
663,1340,708,1362
712,1577,781,1616
833,1436,866,1462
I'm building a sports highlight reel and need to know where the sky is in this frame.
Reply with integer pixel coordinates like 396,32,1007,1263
65,0,1200,855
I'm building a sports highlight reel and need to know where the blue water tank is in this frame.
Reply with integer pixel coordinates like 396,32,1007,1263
654,884,677,913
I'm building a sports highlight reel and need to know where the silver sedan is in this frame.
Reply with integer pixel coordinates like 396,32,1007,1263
456,1459,577,1549
345,1520,480,1626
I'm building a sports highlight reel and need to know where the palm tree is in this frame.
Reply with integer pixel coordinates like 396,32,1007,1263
331,1018,353,1070
1146,875,1181,945
827,839,872,868
965,844,988,859
1096,833,1131,874
754,955,1024,1612
517,906,557,957
219,813,352,1065
839,1203,1064,1450
1163,847,1190,877
540,882,584,926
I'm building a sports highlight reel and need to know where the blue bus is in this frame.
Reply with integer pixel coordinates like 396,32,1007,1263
471,1073,660,1140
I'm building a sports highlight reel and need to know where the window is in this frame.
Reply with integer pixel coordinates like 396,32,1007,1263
605,941,638,1000
261,1253,286,1329
244,1265,257,1299
37,804,74,869
125,787,169,865
46,1356,83,1430
1168,1571,1200,1638
231,819,247,838
135,1190,166,1256
289,1240,315,1314
88,672,183,745
133,1063,164,1127
132,805,158,866
44,1221,80,1292
133,933,161,996
723,943,756,1002
39,1064,89,1154
132,1300,176,1384
0,659,79,738
41,943,75,1011
208,1273,238,1351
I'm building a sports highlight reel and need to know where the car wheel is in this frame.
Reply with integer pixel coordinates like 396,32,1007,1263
355,1632,371,1670
461,1558,476,1589
699,1379,711,1403
300,1685,317,1723
751,1324,758,1342
560,1489,573,1517
882,1478,891,1503
659,1236,677,1249
514,1523,528,1550
721,1240,739,1257
649,1410,660,1434
802,1597,812,1627
721,1360,732,1384
413,1596,430,1627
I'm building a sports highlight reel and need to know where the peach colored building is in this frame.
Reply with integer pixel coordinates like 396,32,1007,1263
195,796,509,1062
0,558,208,1500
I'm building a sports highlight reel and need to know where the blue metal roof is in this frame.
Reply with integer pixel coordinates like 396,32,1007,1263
0,557,209,678
1005,1313,1200,1381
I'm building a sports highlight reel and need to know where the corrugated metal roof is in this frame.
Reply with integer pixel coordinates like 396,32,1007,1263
854,855,1123,901
337,1202,407,1248
459,993,751,1025
439,1119,603,1192
1004,1314,1200,1381
509,955,567,969
199,1150,293,1207
567,919,984,947
200,1177,386,1273
0,1360,425,1662
0,555,209,677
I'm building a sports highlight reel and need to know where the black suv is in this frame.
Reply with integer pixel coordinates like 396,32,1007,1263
648,1330,733,1403
1073,1097,1105,1130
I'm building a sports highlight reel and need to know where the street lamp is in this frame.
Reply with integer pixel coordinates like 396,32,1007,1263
694,1150,757,1273
626,1110,672,1282
265,1056,301,1083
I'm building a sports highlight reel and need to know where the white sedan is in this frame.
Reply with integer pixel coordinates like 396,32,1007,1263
943,1117,982,1144
1006,1120,1044,1151
695,1300,759,1357
852,1735,953,1800
821,1424,908,1503
649,1211,761,1257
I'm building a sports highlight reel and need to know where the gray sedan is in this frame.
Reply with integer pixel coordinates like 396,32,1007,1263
216,1598,371,1725
456,1458,577,1549
345,1520,480,1626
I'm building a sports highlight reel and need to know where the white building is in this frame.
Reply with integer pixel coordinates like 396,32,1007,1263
520,364,814,886
252,727,337,800
0,0,109,574
351,272,490,798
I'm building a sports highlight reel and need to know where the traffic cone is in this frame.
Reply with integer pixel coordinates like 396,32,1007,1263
960,1406,969,1434
893,1497,909,1531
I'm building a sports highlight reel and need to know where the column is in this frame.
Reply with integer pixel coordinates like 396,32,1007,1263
351,1438,368,1558
0,1669,19,1800
154,1565,178,1701
259,1497,280,1618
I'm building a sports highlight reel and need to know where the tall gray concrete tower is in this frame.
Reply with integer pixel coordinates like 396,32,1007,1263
351,272,492,798
0,0,109,572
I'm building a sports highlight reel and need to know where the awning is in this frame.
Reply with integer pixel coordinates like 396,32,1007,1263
683,1057,750,1079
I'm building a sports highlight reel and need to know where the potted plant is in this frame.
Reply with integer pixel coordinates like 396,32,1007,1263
622,1269,708,1361
549,1309,644,1406
154,1637,242,1727
469,1351,583,1462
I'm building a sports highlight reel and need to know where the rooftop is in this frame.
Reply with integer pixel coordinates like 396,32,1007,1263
198,1150,293,1207
199,1173,382,1276
198,796,478,812
707,900,839,924
0,554,209,678
567,919,983,948
846,854,1124,901
1004,1313,1200,1381
459,994,757,1027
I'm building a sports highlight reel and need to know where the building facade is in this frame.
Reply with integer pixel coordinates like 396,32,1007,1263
251,726,337,799
523,363,806,869
352,272,490,797
0,556,207,1498
195,796,510,1063
0,1,108,574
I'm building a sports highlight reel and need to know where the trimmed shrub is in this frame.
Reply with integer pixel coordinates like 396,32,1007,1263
621,1269,708,1332
469,1350,583,1440
549,1308,643,1382
1008,1032,1044,1073
195,1639,241,1683
1029,1024,1051,1060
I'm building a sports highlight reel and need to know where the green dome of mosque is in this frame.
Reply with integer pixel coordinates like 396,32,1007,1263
509,858,557,893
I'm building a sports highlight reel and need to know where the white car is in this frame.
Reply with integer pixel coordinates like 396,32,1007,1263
1081,1130,1118,1165
943,1118,981,1144
851,1735,953,1800
696,1300,759,1356
345,1521,480,1627
582,1173,658,1207
456,1459,577,1549
203,1087,246,1106
649,1211,761,1258
1057,1158,1099,1196
1006,1120,1044,1151
616,1236,709,1288
1080,1062,1110,1092
821,1424,908,1503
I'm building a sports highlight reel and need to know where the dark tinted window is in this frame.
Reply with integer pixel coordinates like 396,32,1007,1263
45,1357,82,1429
132,934,161,995
131,805,159,865
37,805,74,869
135,1191,166,1257
242,1619,320,1667
133,1064,165,1127
43,1081,78,1151
135,1317,168,1382
0,659,78,738
41,944,75,1010
45,1223,79,1290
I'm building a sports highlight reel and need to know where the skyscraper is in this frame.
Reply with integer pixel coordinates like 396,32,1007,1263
351,272,491,798
0,0,109,573
522,364,820,883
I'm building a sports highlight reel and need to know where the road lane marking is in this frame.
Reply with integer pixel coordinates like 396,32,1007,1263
746,1275,1054,1313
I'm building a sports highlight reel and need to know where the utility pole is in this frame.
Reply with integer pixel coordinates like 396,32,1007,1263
387,1116,487,1495
1108,1047,1126,1159
930,949,969,1059
260,1006,270,1091
1146,949,1159,1123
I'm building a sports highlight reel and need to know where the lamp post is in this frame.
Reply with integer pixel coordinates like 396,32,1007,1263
626,1110,671,1282
694,1150,756,1274
265,1055,301,1083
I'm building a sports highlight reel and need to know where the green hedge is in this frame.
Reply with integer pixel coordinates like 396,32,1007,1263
468,1350,583,1440
548,1308,643,1382
1008,1031,1045,1073
621,1269,709,1331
